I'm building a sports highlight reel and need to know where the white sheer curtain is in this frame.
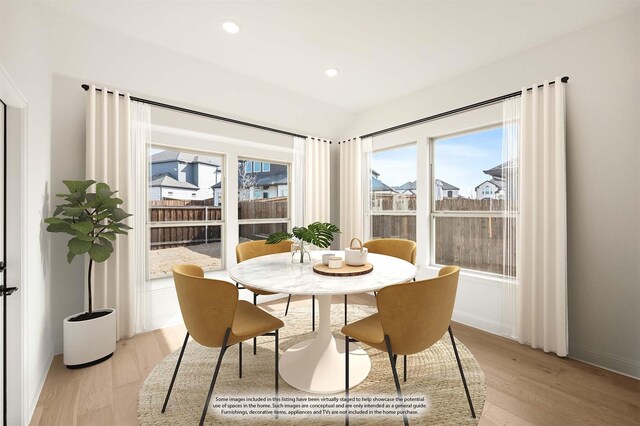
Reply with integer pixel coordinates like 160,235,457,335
339,137,371,248
86,85,134,339
516,79,568,356
502,96,520,339
292,136,306,227
304,137,331,223
130,101,151,334
361,137,373,242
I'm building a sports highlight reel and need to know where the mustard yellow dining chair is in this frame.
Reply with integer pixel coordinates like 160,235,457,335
341,266,475,426
342,238,418,338
363,238,417,265
162,264,284,426
236,239,307,355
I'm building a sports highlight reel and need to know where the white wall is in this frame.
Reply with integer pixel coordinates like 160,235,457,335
1,1,54,422
43,5,350,141
340,10,640,377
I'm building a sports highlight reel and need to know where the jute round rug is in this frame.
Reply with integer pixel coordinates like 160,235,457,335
139,304,485,425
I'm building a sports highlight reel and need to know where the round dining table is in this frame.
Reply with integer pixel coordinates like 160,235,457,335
229,250,417,394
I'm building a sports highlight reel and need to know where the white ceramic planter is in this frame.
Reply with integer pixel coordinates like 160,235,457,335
63,308,116,368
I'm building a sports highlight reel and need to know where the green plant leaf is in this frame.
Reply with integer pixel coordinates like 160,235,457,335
97,187,116,201
67,251,76,264
96,198,123,211
62,206,87,217
73,232,95,242
99,232,117,241
266,232,294,244
97,237,113,251
44,217,67,224
68,237,92,255
89,242,113,263
46,222,74,235
70,222,94,235
63,180,95,194
109,222,132,231
52,205,66,217
287,222,340,248
111,208,132,222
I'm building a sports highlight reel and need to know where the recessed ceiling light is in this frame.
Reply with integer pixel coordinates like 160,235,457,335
222,21,240,34
325,68,339,78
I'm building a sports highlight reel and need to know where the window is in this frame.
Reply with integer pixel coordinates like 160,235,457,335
148,147,224,279
370,144,417,241
262,162,271,172
431,127,515,275
244,161,252,173
253,161,261,172
238,158,290,242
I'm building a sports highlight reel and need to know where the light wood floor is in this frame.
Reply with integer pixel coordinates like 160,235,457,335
31,294,640,425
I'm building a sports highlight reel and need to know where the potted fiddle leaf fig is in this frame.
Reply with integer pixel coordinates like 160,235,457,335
266,222,340,263
44,180,132,368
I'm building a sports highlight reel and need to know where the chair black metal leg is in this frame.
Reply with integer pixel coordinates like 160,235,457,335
344,294,348,326
161,332,190,413
239,341,242,378
275,329,280,419
284,294,292,316
199,328,231,426
312,295,315,331
384,335,409,426
403,355,407,382
275,329,279,395
345,334,350,426
253,293,258,355
448,326,476,418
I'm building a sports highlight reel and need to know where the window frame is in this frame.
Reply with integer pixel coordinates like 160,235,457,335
148,144,227,278
237,156,291,240
369,142,418,241
428,124,516,277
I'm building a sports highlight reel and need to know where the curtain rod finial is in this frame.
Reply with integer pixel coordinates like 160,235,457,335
561,76,569,83
81,84,90,91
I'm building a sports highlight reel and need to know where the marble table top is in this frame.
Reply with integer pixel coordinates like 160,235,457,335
229,250,417,296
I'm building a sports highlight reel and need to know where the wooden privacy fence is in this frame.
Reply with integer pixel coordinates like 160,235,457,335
371,197,515,275
149,198,288,249
150,197,515,275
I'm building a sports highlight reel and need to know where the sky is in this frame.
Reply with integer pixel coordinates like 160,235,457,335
372,127,504,198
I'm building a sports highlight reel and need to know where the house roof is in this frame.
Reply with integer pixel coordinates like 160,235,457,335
483,159,517,178
372,177,396,192
474,178,504,191
150,173,199,190
435,179,459,190
151,150,222,167
395,181,416,191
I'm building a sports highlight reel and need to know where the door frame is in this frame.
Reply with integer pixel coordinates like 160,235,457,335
0,64,28,425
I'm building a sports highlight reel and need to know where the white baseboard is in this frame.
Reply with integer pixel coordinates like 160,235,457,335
452,309,504,336
28,349,54,424
569,343,640,379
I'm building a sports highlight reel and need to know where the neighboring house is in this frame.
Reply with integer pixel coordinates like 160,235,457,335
394,180,416,196
149,151,222,202
371,169,397,194
474,178,505,200
434,179,460,200
474,159,516,200
215,160,288,202
149,174,200,200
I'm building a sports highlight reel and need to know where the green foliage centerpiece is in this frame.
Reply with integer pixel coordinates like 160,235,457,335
44,180,132,320
266,222,340,263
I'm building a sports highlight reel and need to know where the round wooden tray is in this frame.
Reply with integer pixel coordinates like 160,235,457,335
312,262,373,277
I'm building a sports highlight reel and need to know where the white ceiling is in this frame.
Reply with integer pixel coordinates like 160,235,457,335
45,0,639,112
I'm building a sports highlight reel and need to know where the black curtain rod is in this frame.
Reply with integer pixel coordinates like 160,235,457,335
359,76,569,139
81,84,310,139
